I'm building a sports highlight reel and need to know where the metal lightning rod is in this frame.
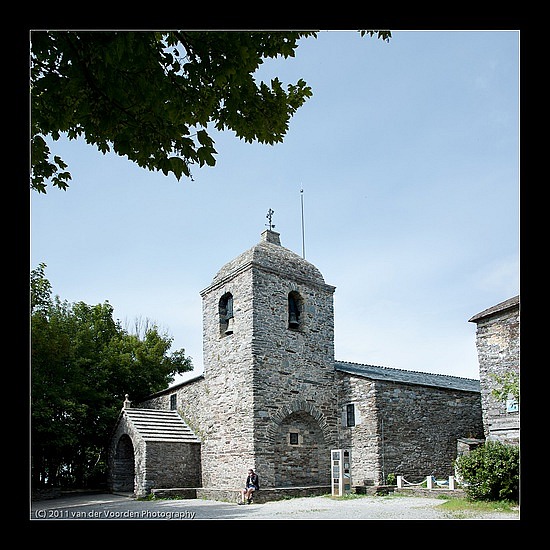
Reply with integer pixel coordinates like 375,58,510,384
300,188,306,259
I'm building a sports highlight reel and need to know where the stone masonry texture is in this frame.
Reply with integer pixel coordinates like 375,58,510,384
469,296,519,445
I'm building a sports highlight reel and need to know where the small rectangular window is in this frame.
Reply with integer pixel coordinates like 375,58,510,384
346,404,355,427
170,394,177,410
289,432,299,445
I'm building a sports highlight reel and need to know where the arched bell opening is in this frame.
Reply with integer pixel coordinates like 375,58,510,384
219,292,234,336
288,291,303,330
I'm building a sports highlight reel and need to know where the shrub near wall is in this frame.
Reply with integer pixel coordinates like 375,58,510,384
454,441,519,502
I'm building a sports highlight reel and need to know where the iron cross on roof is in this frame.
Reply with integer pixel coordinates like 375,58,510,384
265,209,275,231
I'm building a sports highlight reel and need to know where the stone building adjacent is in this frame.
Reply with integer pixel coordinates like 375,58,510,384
469,295,519,445
109,229,483,499
335,362,481,485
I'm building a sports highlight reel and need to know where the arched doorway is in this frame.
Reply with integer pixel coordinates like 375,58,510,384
111,434,135,493
273,410,331,487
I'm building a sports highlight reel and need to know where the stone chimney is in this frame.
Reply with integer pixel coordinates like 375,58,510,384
261,229,281,245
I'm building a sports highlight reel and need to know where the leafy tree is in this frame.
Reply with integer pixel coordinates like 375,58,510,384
31,30,391,192
31,263,193,488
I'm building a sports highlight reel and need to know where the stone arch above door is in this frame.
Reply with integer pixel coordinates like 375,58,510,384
267,399,335,487
267,399,333,444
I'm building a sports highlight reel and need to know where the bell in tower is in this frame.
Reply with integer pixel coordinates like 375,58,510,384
288,292,301,329
225,316,234,335
219,293,234,335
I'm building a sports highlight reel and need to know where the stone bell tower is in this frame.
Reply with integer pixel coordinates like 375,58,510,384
199,226,338,490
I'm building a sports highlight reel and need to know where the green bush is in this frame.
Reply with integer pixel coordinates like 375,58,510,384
454,441,519,502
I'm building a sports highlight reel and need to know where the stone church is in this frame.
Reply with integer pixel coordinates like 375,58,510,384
108,228,483,499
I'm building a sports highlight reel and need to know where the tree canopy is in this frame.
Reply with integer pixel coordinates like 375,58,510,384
31,263,193,488
30,30,391,193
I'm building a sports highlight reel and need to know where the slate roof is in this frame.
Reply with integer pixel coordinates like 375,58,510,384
335,361,480,392
123,408,200,443
468,295,519,323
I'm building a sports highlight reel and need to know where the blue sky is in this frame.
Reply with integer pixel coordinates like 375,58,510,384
30,30,519,383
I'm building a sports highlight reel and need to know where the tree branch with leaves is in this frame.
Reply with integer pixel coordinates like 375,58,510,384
31,30,391,193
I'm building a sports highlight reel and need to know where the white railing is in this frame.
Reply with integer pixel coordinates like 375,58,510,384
396,475,457,490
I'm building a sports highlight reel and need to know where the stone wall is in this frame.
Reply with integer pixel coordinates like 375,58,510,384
470,297,519,445
139,377,207,441
250,265,338,488
200,264,256,489
144,440,201,491
337,373,483,484
337,374,381,485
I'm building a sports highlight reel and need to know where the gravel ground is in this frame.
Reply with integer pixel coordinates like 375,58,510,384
31,492,520,521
